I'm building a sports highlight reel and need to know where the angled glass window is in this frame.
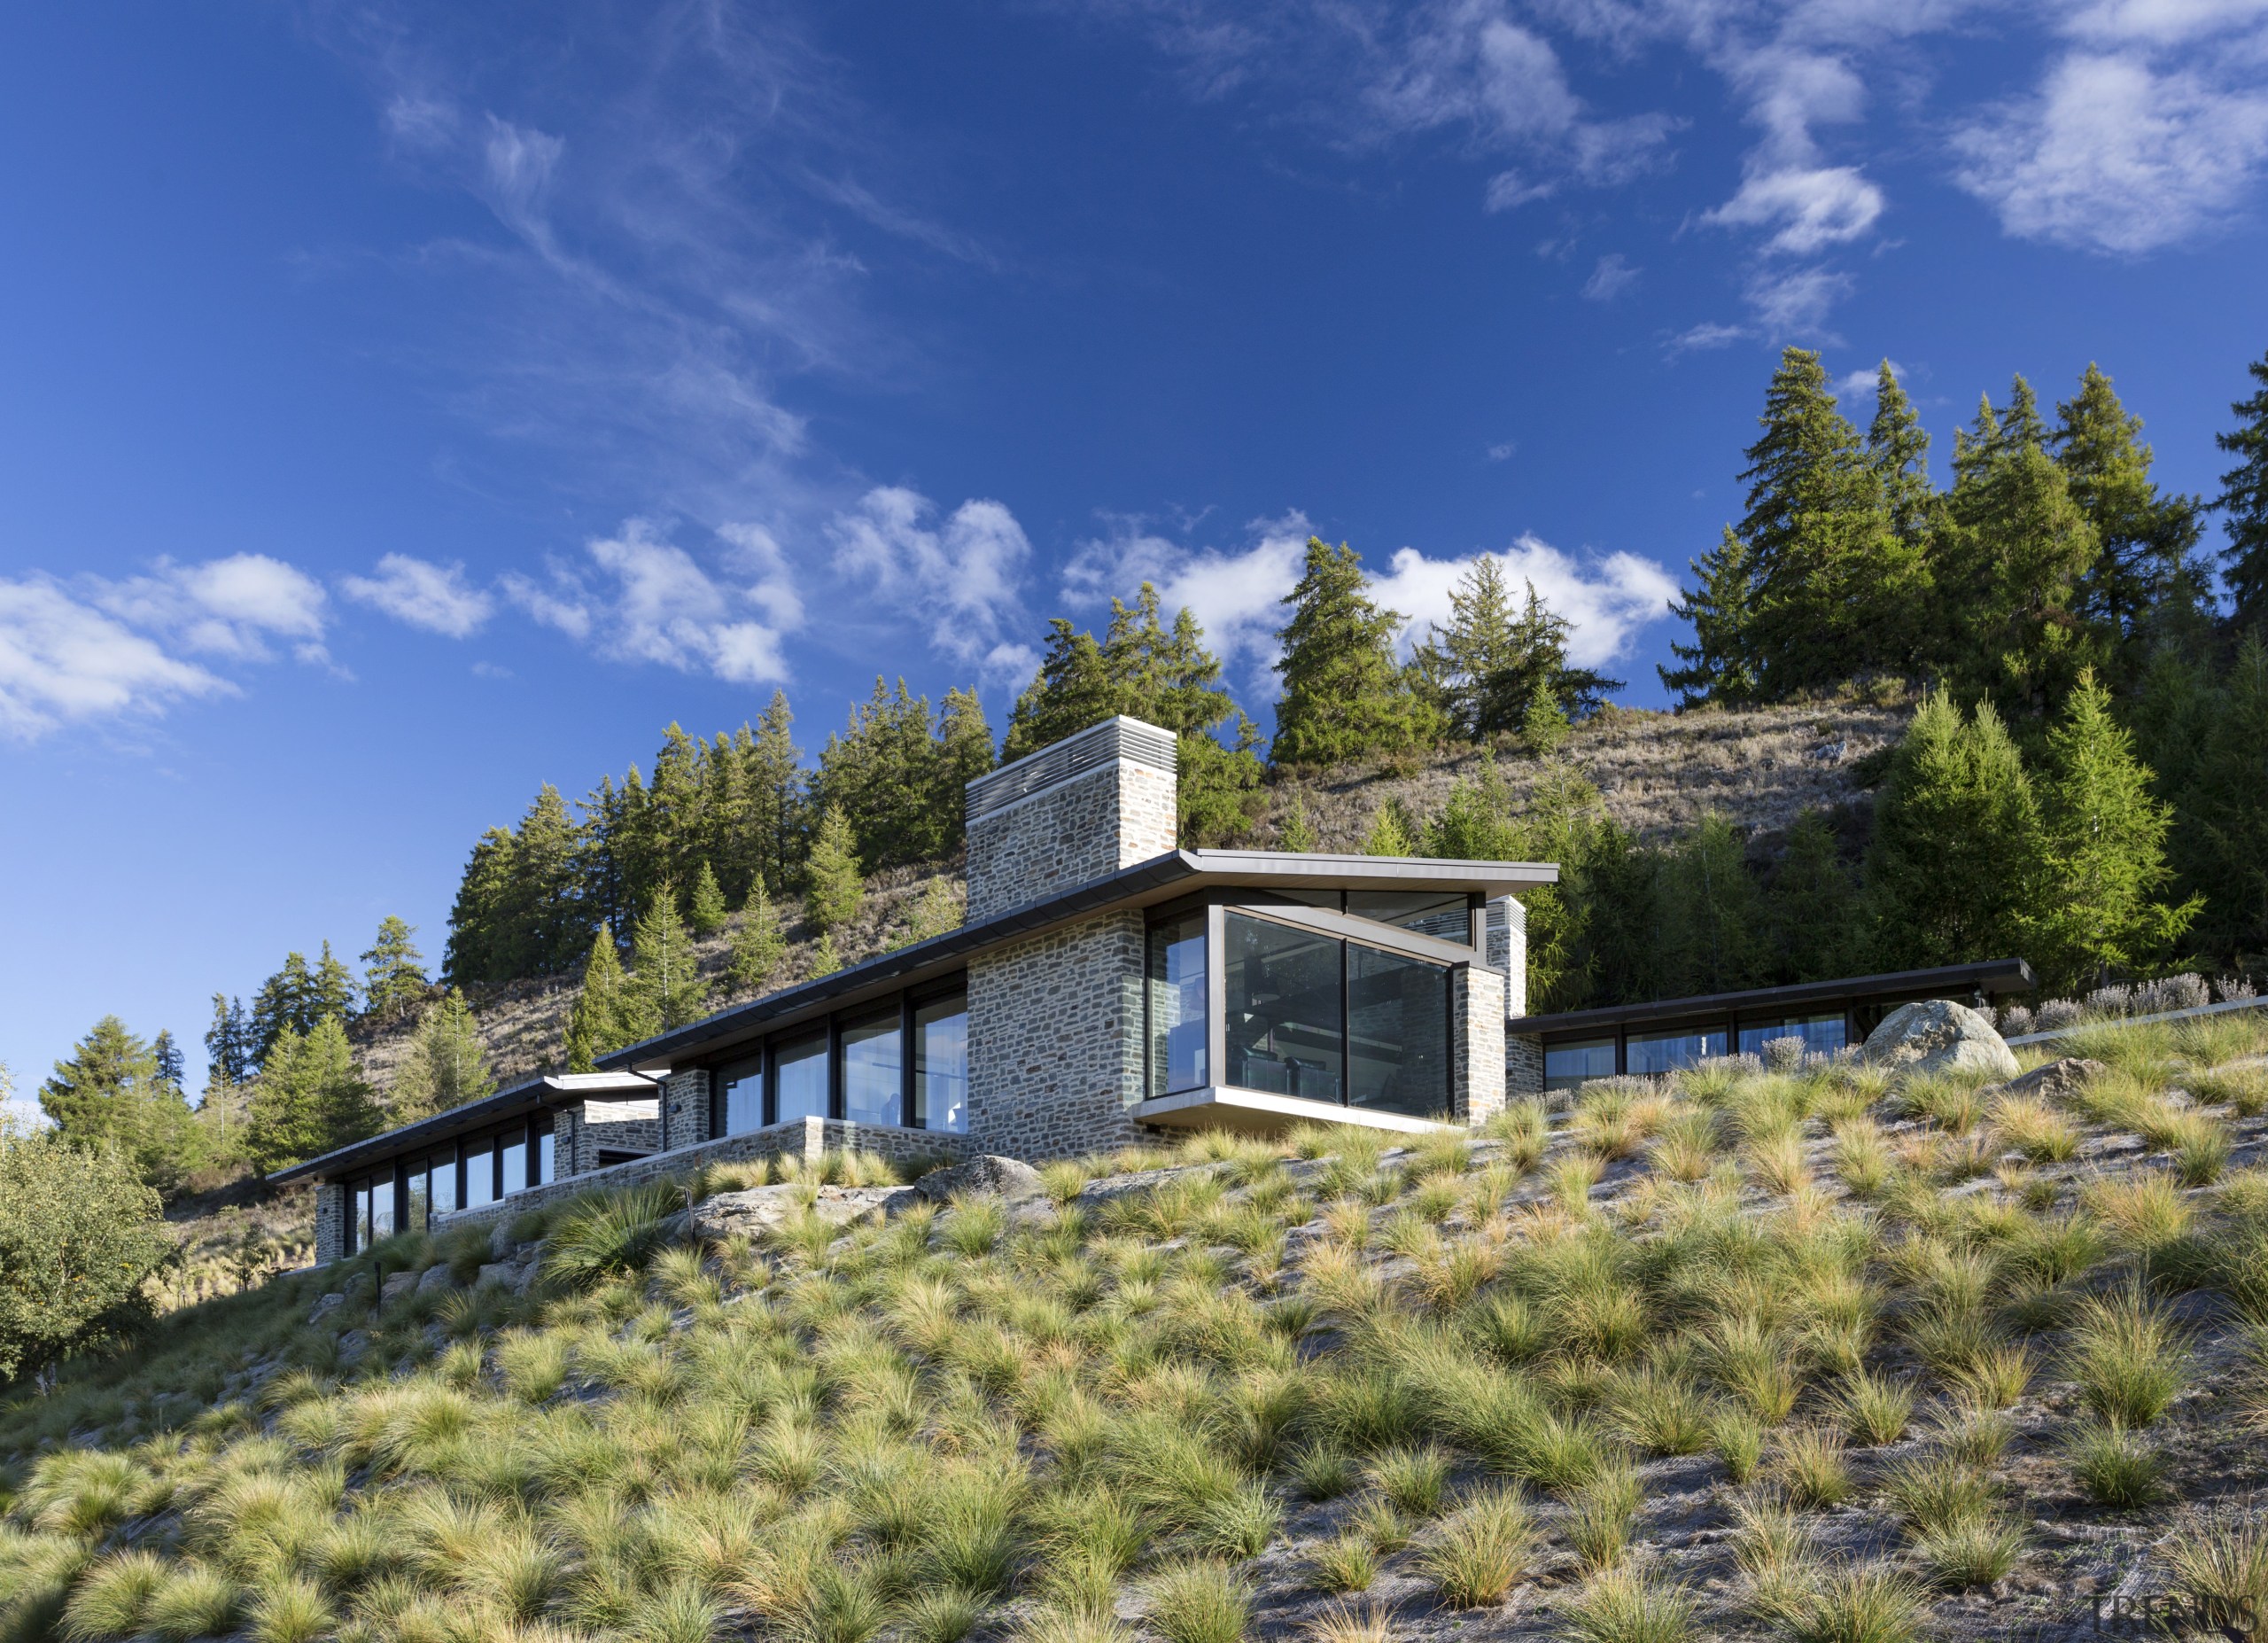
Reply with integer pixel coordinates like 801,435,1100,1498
1346,891,1472,944
1627,1027,1728,1077
1348,943,1450,1117
842,1008,904,1127
1737,1014,1846,1059
1224,914,1343,1103
1146,911,1209,1097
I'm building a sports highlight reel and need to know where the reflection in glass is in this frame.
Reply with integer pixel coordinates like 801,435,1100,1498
914,996,969,1132
406,1168,430,1234
1737,1014,1846,1058
1224,914,1342,1102
370,1178,397,1242
429,1151,458,1218
719,1055,765,1136
842,1011,904,1126
463,1141,495,1210
501,1133,527,1196
1627,1027,1728,1077
1348,943,1449,1116
776,1035,828,1124
1346,891,1471,943
1146,913,1209,1097
1544,1038,1617,1093
352,1184,370,1253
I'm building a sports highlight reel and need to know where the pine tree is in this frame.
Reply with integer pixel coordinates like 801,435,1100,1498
1363,799,1418,856
1276,793,1318,853
1867,362,1937,548
151,1031,184,1094
37,1017,194,1194
819,678,950,868
1654,815,1763,998
204,994,251,1091
2159,637,2268,963
935,688,997,853
577,775,632,939
808,931,842,978
444,827,518,987
2028,668,2202,991
2216,347,2268,631
358,917,429,1022
1658,528,1757,707
391,989,495,1123
1418,565,1619,737
1004,623,1122,759
248,952,315,1064
1271,538,1442,766
564,924,631,1072
1761,809,1856,984
805,806,865,934
1864,693,2044,969
2054,363,2209,683
688,860,729,936
310,941,358,1023
1521,681,1571,759
727,883,786,999
896,877,961,948
505,783,589,976
245,1017,377,1176
747,691,808,895
625,884,709,1036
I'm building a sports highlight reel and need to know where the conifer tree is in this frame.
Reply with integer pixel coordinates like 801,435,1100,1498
1659,528,1757,707
819,678,948,868
727,884,786,1000
564,924,631,1072
1864,693,2044,969
444,827,518,987
1276,793,1318,853
809,931,842,978
748,691,808,894
577,774,632,938
1867,362,1937,548
358,917,429,1021
245,1017,377,1176
248,952,315,1064
1654,815,1763,998
38,1016,194,1194
391,989,495,1123
625,884,709,1036
1271,538,1442,765
151,1031,184,1094
688,860,729,936
2216,347,2268,631
935,688,997,850
1521,681,1571,759
805,806,865,934
503,784,589,976
2054,363,2209,681
1762,810,1856,984
1363,799,1418,856
205,994,251,1091
2028,669,2201,991
1417,564,1618,736
2157,636,2268,962
897,876,961,949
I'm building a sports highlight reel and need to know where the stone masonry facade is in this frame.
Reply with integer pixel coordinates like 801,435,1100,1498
1486,895,1528,1017
314,1180,347,1265
1456,966,1507,1125
658,1068,712,1152
1507,1033,1545,1096
966,757,1177,922
967,909,1149,1162
557,1100,663,1175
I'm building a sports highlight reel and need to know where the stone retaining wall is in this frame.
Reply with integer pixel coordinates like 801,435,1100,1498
1507,1032,1545,1097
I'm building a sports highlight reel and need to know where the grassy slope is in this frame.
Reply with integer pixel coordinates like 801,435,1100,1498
7,1011,2268,1643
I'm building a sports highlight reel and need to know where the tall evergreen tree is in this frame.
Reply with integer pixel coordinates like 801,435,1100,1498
819,679,952,868
358,917,430,1021
624,884,709,1038
1362,799,1418,857
444,828,518,987
37,1016,194,1194
390,990,495,1124
1761,810,1857,985
1271,539,1442,765
204,993,251,1091
935,688,997,851
2216,347,2268,632
151,1031,184,1094
1867,362,1937,549
1417,563,1619,737
687,860,729,936
310,940,358,1024
1865,692,2044,969
2028,669,2202,992
577,775,632,940
2053,363,2209,683
727,883,786,1000
746,691,809,895
564,924,632,1073
504,784,589,977
1658,528,1758,707
245,1017,377,1176
805,806,866,934
2160,636,2268,962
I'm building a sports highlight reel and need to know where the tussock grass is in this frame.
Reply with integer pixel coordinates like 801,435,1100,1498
2062,1286,2187,1427
2166,1507,2268,1639
1417,1486,1535,1607
2062,1421,2167,1508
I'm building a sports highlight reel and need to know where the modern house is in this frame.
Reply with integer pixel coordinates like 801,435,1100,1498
284,716,1558,1262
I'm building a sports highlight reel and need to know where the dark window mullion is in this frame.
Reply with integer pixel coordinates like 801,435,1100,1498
902,993,918,1129
1339,938,1352,1108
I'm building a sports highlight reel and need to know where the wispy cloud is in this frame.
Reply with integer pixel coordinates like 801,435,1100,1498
829,487,1034,680
93,554,330,665
341,555,496,638
1581,253,1641,300
0,578,231,742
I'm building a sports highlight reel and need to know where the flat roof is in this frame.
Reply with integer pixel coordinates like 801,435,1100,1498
595,846,1555,1076
269,1070,658,1186
1507,958,2033,1040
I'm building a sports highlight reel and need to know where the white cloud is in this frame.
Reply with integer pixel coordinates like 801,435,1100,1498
0,578,230,742
829,487,1032,675
1830,360,1904,401
1665,320,1749,354
94,554,329,663
1953,51,2268,253
1487,440,1518,463
1704,164,1884,254
2064,0,2268,45
1581,253,1641,300
1745,264,1852,334
506,518,801,684
341,555,495,638
1372,535,1680,673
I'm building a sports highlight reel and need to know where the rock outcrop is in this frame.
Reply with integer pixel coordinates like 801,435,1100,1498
1860,998,2020,1081
1996,1056,2106,1102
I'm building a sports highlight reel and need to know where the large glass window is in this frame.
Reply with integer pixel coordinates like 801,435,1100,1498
536,1119,555,1187
842,1008,905,1126
1346,891,1472,943
370,1176,397,1242
1348,944,1450,1116
405,1165,430,1234
501,1130,528,1196
914,996,969,1132
776,1033,828,1124
1224,914,1344,1102
351,1183,370,1253
718,1055,765,1137
1627,1027,1728,1077
463,1139,495,1210
1146,912,1209,1097
1545,1038,1617,1093
429,1149,458,1219
1737,1014,1846,1059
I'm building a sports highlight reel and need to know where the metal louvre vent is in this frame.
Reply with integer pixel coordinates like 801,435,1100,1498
966,715,1177,822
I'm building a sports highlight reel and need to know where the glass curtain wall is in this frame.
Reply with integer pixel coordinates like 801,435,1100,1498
914,997,969,1132
841,1009,904,1126
776,1035,829,1124
1146,912,1208,1097
1348,944,1451,1116
1223,915,1343,1102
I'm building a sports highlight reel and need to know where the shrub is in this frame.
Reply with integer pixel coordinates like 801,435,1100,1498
2062,1421,2167,1508
2062,1286,2187,1426
1146,1560,1252,1643
0,1129,173,1382
1563,1565,1697,1643
1418,1486,1536,1607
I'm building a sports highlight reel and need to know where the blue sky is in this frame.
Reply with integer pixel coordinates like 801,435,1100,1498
4,0,2267,1106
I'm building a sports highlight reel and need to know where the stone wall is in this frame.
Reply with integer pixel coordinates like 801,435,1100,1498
314,1180,347,1265
556,1099,664,1176
658,1068,711,1152
967,909,1148,1161
966,759,1177,922
1456,966,1507,1124
1507,1032,1545,1097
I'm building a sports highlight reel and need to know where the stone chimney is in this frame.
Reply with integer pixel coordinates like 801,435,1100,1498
964,717,1178,922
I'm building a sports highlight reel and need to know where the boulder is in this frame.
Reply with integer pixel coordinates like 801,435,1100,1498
689,1184,905,1242
1996,1056,2105,1103
906,1155,1047,1205
475,1260,524,1290
415,1264,455,1296
379,1271,419,1307
307,1291,347,1326
1860,1000,2019,1082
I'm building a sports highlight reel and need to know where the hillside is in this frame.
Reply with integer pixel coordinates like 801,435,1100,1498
8,1008,2267,1643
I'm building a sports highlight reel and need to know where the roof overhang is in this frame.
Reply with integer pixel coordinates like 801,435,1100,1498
602,848,1557,1076
268,1071,660,1185
1506,958,2035,1040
